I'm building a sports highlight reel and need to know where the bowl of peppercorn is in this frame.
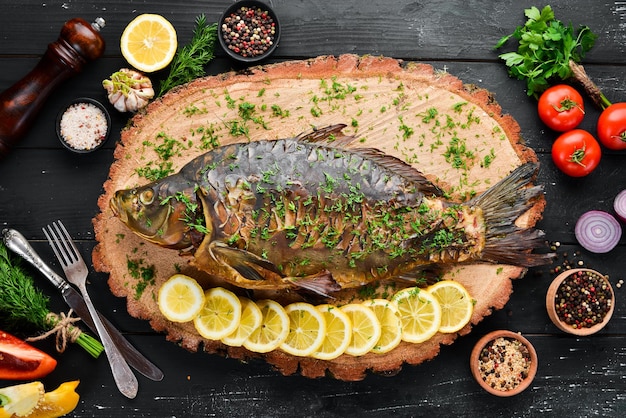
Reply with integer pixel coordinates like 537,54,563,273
470,330,538,397
546,268,615,336
218,0,280,63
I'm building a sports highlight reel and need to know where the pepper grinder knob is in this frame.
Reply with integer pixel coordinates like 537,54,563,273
0,17,106,159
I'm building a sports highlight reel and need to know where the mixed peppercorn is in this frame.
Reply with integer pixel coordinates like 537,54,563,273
221,6,277,59
554,270,613,329
478,336,532,392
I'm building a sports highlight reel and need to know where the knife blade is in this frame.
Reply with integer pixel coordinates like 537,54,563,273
2,228,164,382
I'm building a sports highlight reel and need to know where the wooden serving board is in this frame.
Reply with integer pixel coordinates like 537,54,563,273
93,55,543,381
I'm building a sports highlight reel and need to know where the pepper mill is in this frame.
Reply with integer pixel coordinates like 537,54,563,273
0,17,106,159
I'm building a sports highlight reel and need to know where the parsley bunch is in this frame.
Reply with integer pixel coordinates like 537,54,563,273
494,5,610,109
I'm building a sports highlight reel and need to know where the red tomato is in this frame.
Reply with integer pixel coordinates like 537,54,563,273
0,330,57,380
597,102,626,150
551,129,601,177
538,85,585,132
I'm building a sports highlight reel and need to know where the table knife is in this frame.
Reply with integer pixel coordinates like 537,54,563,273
2,228,164,382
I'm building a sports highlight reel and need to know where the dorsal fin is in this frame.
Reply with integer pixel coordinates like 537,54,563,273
297,124,443,197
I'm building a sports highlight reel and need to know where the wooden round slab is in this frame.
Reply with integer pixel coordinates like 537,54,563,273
93,55,544,381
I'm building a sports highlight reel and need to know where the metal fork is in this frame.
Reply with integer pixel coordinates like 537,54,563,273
43,221,139,399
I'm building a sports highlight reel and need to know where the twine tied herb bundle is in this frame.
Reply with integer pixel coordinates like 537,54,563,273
0,242,103,358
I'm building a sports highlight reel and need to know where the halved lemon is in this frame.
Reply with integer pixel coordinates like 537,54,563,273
392,287,441,344
279,302,327,357
157,274,205,323
364,299,403,354
193,287,241,340
243,299,290,353
120,14,178,72
340,303,381,356
428,280,474,333
222,297,263,347
312,304,352,360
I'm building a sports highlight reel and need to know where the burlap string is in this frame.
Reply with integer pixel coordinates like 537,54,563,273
27,310,82,353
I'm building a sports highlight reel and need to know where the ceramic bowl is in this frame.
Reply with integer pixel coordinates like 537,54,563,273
218,0,280,63
56,97,110,153
470,330,538,397
546,268,615,336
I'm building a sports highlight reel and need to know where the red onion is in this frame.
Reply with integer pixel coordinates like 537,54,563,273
574,210,622,253
613,190,626,223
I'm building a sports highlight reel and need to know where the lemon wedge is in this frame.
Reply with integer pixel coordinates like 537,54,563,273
193,287,241,340
279,302,327,357
428,280,474,333
157,274,205,323
340,303,381,356
120,14,177,72
311,304,353,360
392,287,441,344
243,299,290,353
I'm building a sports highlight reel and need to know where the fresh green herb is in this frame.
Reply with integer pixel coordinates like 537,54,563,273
0,242,103,358
494,5,608,108
126,257,156,300
158,15,218,97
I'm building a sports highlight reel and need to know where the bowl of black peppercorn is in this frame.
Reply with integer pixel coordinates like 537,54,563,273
218,0,280,63
546,268,615,336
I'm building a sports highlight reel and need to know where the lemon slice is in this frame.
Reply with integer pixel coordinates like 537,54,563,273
311,304,352,360
392,287,441,343
243,299,290,353
340,303,381,356
120,14,178,72
157,274,205,323
428,280,474,333
222,297,263,347
364,299,403,354
193,287,242,340
279,302,327,357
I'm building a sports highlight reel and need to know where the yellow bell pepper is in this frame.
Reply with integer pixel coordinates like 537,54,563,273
0,380,79,418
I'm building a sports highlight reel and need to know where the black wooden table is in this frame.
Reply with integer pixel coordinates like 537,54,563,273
1,1,625,416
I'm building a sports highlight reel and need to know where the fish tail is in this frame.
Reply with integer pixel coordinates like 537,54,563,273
471,162,555,267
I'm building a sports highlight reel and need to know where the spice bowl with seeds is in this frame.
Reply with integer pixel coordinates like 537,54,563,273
218,0,280,63
546,268,615,336
56,97,110,153
470,330,538,397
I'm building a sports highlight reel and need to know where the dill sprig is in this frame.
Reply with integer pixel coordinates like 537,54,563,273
158,14,218,97
0,242,104,358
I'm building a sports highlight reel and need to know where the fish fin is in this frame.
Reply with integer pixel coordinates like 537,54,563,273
285,270,342,299
210,242,283,281
472,162,555,267
349,148,443,196
298,124,443,196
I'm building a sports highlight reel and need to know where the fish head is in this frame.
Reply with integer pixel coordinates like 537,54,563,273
110,178,200,249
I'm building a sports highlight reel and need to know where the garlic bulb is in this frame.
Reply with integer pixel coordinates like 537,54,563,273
102,69,154,112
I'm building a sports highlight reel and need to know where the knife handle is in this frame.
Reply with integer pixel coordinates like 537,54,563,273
2,228,71,292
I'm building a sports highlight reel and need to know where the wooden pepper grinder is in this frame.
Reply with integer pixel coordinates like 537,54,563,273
0,17,106,159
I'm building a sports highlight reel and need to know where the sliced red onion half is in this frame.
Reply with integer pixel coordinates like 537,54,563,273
574,210,622,253
613,190,626,223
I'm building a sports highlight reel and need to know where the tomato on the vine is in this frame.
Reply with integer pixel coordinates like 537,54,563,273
538,85,585,132
597,102,626,150
551,129,601,177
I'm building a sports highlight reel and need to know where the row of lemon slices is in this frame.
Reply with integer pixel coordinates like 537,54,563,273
157,274,474,359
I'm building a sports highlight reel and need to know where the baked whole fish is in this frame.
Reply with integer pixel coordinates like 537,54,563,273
110,124,552,297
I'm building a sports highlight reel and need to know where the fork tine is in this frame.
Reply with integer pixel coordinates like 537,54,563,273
55,221,79,263
43,224,68,267
43,221,77,267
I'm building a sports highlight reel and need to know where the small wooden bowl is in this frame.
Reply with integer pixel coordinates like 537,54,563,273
470,330,538,397
546,268,615,336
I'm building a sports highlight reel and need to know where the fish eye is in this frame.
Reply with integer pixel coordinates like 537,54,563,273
139,189,155,205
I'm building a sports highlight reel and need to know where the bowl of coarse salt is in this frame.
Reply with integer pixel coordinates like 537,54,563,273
56,97,111,153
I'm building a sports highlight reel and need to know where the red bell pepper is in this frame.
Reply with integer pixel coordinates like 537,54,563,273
0,330,57,380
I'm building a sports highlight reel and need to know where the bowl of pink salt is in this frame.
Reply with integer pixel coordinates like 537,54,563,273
56,98,110,153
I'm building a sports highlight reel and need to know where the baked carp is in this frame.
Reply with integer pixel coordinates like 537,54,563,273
110,124,552,297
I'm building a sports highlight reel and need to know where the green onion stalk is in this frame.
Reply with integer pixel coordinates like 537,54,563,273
0,242,103,358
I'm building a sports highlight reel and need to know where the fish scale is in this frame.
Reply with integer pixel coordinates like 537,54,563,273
110,125,554,297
